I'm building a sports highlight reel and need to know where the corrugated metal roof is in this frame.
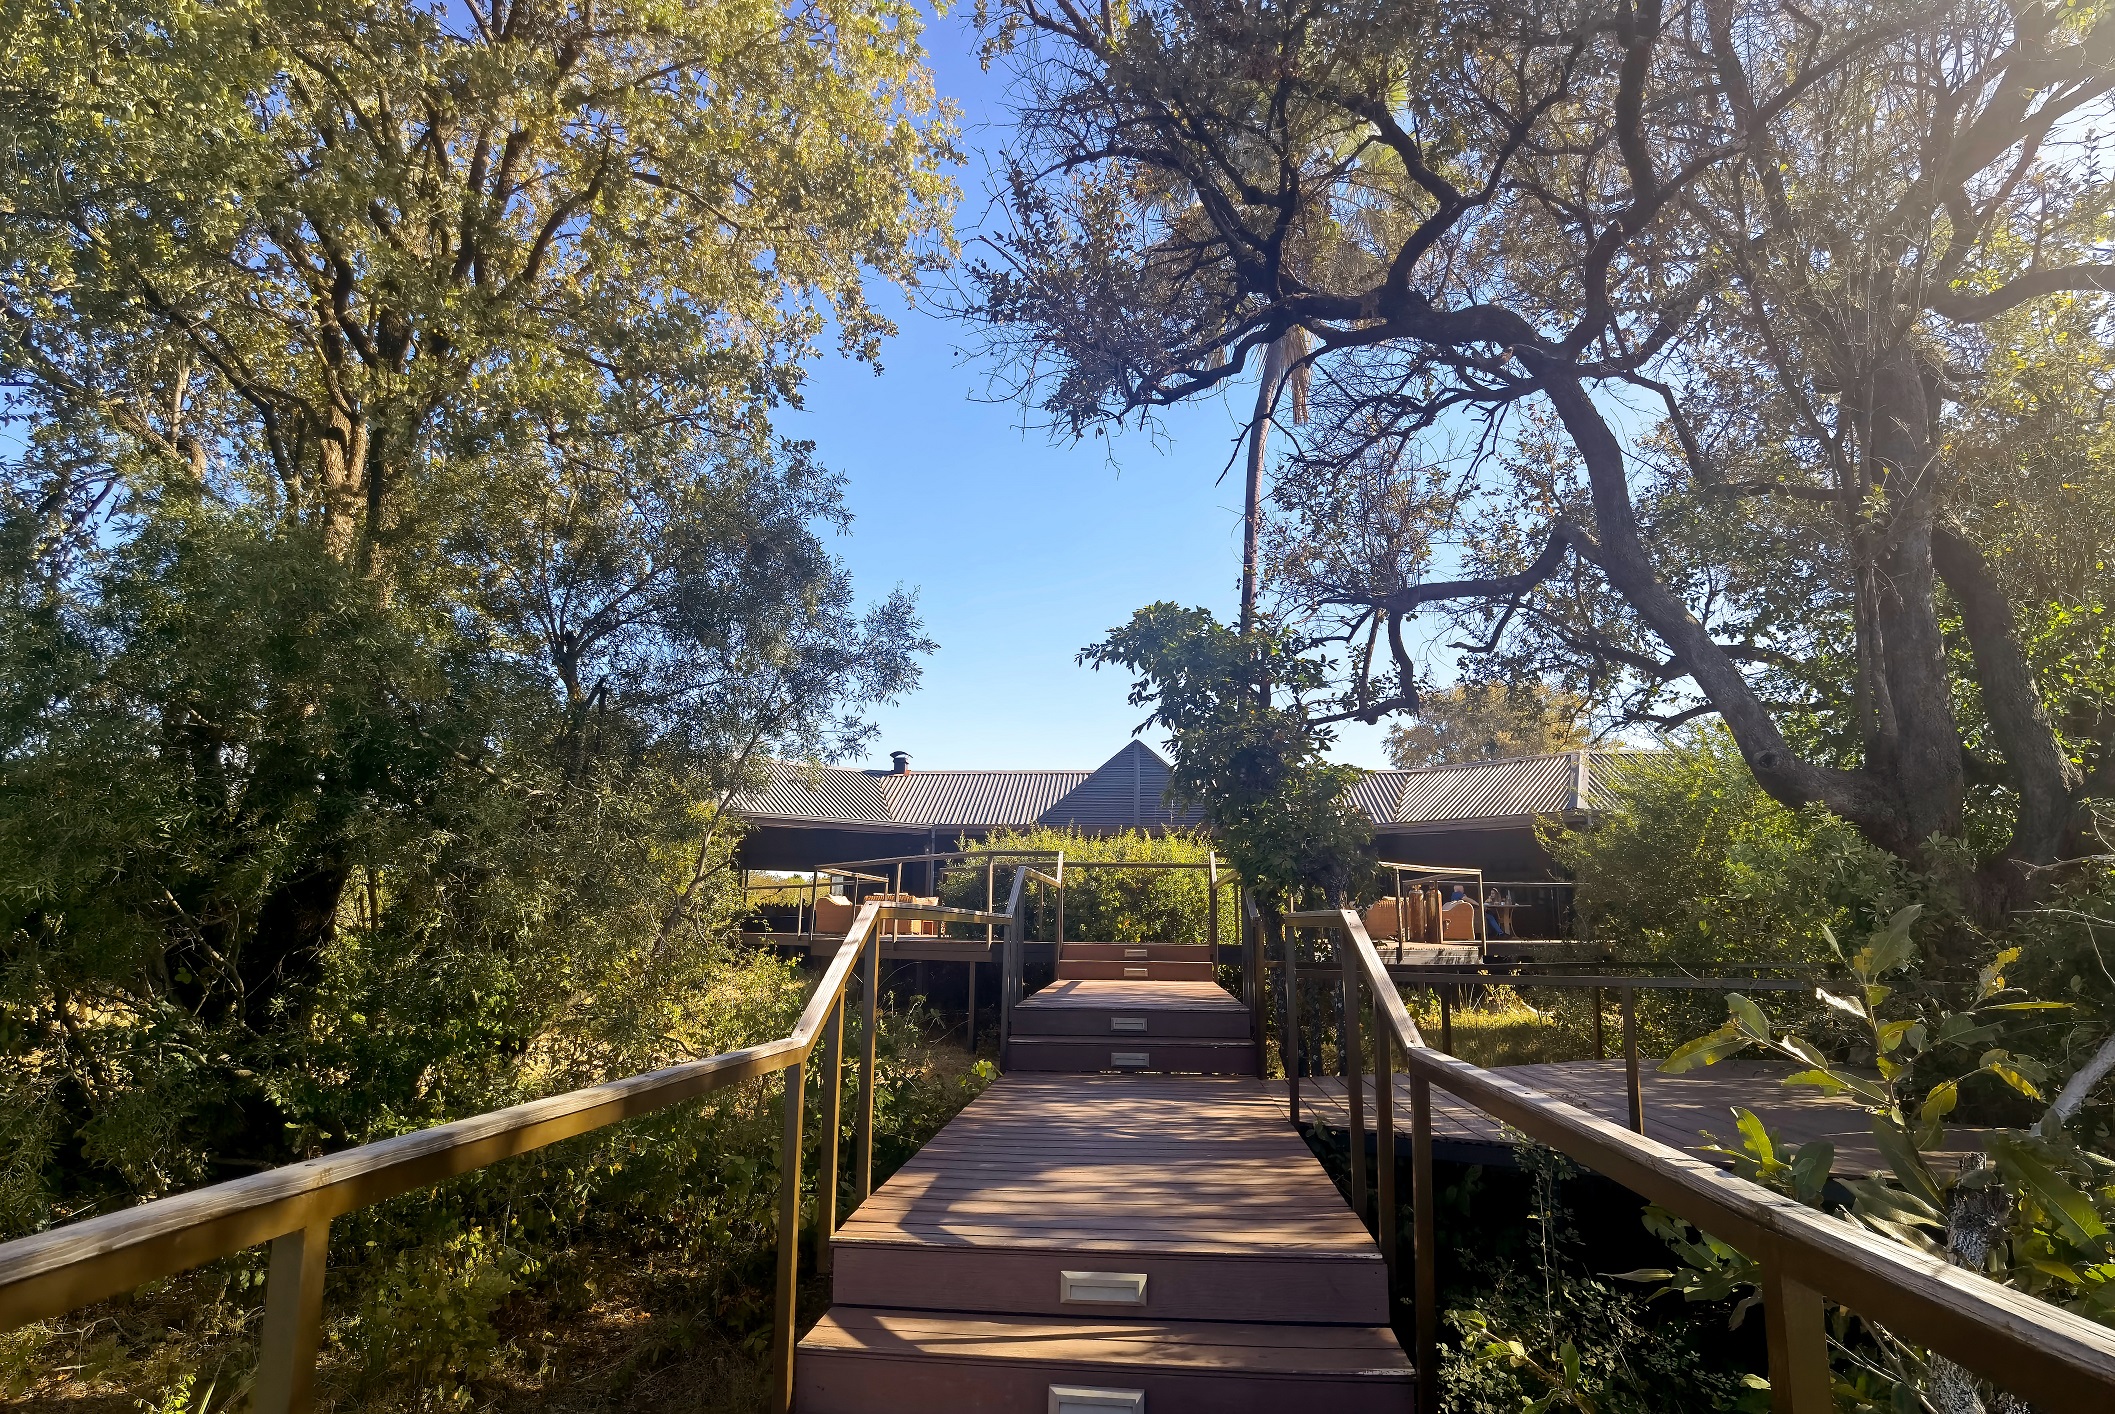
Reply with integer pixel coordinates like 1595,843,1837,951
731,761,1090,827
1037,741,1205,830
733,747,1628,830
1365,750,1625,826
736,763,892,823
883,769,1091,826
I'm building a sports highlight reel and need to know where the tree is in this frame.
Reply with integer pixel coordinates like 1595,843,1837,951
3,0,955,569
0,0,948,1221
1385,683,1588,769
964,0,2115,935
1082,603,1372,903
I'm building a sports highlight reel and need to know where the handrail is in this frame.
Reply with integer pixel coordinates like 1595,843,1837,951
1283,907,2115,1414
0,889,1022,1414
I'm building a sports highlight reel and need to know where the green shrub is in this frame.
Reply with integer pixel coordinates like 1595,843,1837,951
939,826,1238,947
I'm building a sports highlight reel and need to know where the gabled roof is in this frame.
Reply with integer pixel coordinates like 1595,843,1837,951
1038,741,1206,830
733,745,1626,832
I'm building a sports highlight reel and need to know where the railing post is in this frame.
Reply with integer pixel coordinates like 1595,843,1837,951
964,950,978,1055
1761,1257,1831,1412
1372,988,1398,1280
816,992,843,1276
1283,920,1302,1124
1244,891,1264,1077
253,1219,329,1414
771,1058,805,1414
1438,989,1453,1054
1206,852,1220,969
1411,1075,1438,1414
855,930,878,1206
1593,985,1606,1060
1621,983,1643,1134
1341,927,1369,1216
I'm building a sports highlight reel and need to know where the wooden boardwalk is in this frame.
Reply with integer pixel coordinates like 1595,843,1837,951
1275,1059,1984,1176
798,961,1413,1412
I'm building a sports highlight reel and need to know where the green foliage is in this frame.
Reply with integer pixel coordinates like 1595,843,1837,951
1549,729,1910,971
1385,683,1589,770
0,0,944,1240
1649,904,2115,1406
1080,602,1372,902
1432,1146,1762,1414
939,826,1235,946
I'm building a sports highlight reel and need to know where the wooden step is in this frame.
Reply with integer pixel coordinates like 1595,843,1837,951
1012,979,1251,1039
1057,958,1217,981
831,1242,1388,1323
1060,942,1212,962
1007,1037,1258,1074
795,1309,1414,1414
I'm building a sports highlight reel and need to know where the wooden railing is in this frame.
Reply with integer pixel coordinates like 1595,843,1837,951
1282,907,2115,1414
0,887,1025,1414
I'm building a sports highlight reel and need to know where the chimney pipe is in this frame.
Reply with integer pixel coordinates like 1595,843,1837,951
889,750,911,774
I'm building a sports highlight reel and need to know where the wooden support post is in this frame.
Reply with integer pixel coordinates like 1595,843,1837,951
1621,984,1643,1134
1206,853,1220,970
964,955,978,1054
254,1220,329,1414
1055,882,1065,947
1284,924,1302,1124
855,932,878,1205
1593,985,1606,1060
770,1059,805,1414
1438,990,1453,1054
1412,1077,1439,1414
816,995,843,1277
1372,993,1398,1279
1762,1259,1831,1413
1342,936,1368,1217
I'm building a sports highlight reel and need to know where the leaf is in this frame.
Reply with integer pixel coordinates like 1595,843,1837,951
1917,1081,1958,1149
1783,1067,1850,1096
1989,1134,2113,1253
1977,947,2022,1002
1783,1035,1829,1069
1814,987,1865,1020
1726,992,1771,1039
1790,1140,1835,1200
1734,1107,1777,1165
1870,1117,1944,1208
1980,1050,2047,1100
1663,1026,1752,1072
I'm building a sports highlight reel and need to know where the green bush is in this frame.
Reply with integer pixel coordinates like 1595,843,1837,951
938,826,1238,947
1541,728,1913,1049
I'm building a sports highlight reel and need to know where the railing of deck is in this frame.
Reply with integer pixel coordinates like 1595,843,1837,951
0,879,1031,1414
1282,907,2115,1414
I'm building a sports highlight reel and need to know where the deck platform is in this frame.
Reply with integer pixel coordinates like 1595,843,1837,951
1273,1059,1985,1176
800,1070,1413,1411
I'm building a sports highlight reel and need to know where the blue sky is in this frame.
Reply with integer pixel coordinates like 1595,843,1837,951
788,8,1410,772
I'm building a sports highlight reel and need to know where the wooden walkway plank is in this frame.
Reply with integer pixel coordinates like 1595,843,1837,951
1274,1059,1986,1176
798,976,1413,1411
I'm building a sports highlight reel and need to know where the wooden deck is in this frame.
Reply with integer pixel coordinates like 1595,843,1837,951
1274,1059,1984,1177
800,1019,1414,1410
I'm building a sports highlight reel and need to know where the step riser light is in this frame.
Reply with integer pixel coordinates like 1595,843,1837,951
1049,1386,1145,1414
1058,1270,1148,1306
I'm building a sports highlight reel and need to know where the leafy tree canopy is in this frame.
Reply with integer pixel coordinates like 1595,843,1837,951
965,0,2115,941
0,0,952,1230
1386,682,1588,770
